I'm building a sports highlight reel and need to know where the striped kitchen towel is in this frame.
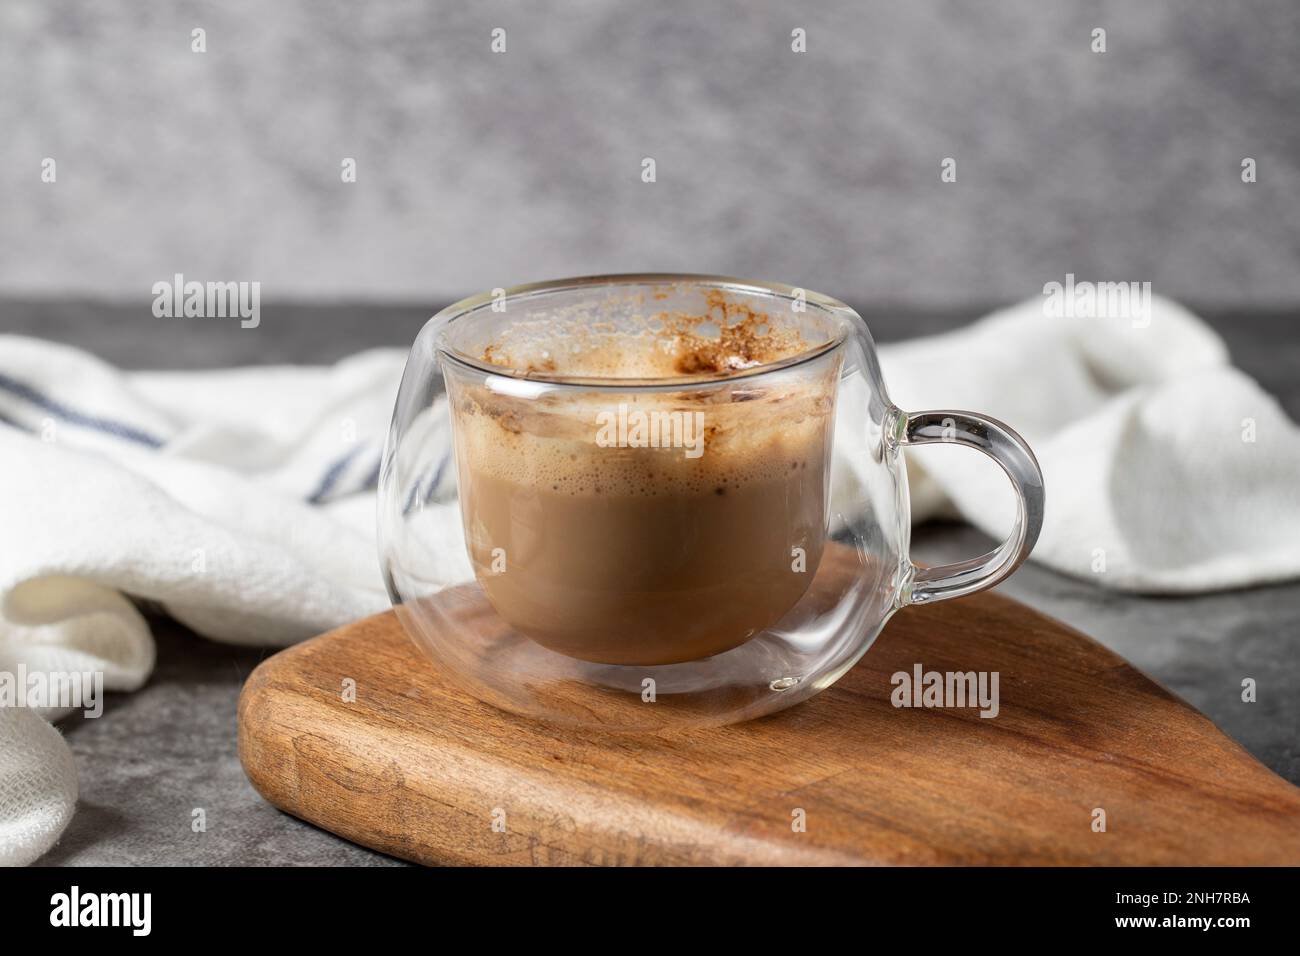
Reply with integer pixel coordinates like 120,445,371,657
0,335,469,865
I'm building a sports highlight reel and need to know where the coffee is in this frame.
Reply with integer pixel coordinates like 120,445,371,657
445,298,839,666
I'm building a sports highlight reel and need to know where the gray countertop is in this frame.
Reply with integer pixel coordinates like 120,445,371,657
7,299,1297,867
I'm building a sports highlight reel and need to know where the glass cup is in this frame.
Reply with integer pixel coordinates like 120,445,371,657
378,274,1044,731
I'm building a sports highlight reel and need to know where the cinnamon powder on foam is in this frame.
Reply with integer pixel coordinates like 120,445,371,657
478,289,814,381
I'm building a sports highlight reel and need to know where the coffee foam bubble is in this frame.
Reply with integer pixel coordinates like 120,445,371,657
449,373,838,499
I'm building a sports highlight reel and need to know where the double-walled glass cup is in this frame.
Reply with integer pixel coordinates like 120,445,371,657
378,275,1044,731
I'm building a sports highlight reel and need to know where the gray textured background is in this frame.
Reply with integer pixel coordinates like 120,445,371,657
3,0,1299,306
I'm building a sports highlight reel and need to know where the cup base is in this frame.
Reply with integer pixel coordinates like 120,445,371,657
395,543,891,732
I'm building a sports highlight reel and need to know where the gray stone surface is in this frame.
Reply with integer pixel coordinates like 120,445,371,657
39,620,404,867
4,298,1295,866
2,1,1299,306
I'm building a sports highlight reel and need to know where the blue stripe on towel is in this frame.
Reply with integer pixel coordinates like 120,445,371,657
401,478,420,516
0,371,447,512
0,371,165,448
307,445,396,504
306,445,364,504
422,451,450,504
360,455,382,492
399,450,452,516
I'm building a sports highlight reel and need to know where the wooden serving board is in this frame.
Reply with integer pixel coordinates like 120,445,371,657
238,586,1300,866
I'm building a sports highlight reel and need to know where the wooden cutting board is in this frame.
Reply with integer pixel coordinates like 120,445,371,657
237,580,1300,866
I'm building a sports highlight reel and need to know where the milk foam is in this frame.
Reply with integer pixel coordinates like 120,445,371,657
447,291,842,497
449,372,838,498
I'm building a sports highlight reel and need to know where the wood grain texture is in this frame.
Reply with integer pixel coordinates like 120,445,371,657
238,587,1300,866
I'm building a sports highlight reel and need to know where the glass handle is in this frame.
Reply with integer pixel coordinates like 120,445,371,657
898,409,1045,605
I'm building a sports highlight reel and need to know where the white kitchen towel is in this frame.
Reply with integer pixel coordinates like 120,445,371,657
1,295,1298,865
878,298,1300,591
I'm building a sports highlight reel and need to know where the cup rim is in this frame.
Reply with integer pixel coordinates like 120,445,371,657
432,272,855,389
